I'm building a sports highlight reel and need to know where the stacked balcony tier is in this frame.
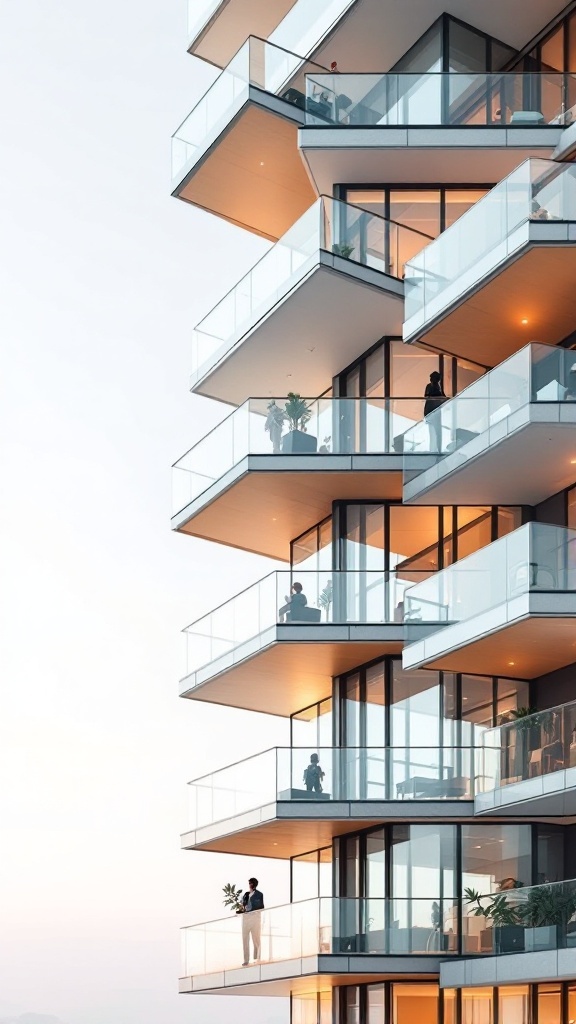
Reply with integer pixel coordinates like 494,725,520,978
403,523,576,677
402,343,576,506
477,699,576,816
188,197,430,402
182,745,476,855
403,158,576,359
300,76,566,196
172,396,428,559
180,569,433,714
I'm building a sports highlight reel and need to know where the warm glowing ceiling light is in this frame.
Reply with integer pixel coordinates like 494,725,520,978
508,661,515,666
521,318,529,325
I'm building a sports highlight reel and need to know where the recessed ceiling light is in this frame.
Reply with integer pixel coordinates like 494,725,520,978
571,459,576,465
475,845,482,849
521,318,529,325
508,661,515,666
259,161,265,166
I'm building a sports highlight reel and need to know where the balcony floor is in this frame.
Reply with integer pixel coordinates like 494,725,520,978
173,456,403,560
403,599,576,679
181,625,403,716
180,956,440,996
403,404,576,507
181,799,475,858
300,127,562,201
403,226,576,362
174,96,315,241
475,767,576,818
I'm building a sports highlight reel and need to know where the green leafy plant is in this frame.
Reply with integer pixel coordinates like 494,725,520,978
222,882,243,913
284,393,312,432
332,242,355,259
318,580,333,618
517,884,576,929
464,888,520,927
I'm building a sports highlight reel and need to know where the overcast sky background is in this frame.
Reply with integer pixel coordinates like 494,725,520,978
0,1,292,1021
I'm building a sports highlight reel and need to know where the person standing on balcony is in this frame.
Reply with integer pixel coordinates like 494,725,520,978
238,877,264,966
423,370,447,453
303,753,325,795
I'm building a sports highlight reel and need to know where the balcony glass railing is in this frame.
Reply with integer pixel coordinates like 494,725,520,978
462,879,576,956
187,0,221,41
404,158,576,338
188,745,476,828
172,396,427,516
172,36,327,177
480,698,576,792
183,569,432,679
181,896,461,976
404,523,576,645
402,343,576,483
304,72,576,127
191,197,430,383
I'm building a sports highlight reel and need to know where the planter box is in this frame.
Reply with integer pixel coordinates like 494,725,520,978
494,924,525,954
281,429,317,454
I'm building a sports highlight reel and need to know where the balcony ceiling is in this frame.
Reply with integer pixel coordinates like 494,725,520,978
181,633,403,716
408,244,576,366
175,103,315,241
403,417,576,508
405,616,576,679
314,0,568,74
174,461,403,560
188,0,299,64
192,259,404,404
300,131,560,198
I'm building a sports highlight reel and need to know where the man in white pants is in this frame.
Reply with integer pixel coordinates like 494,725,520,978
239,877,264,966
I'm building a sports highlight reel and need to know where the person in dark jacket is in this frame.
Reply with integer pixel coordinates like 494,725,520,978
238,877,265,965
424,371,446,452
278,582,307,622
303,753,325,794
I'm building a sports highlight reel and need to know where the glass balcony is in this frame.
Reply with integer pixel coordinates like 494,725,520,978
404,158,576,343
402,343,576,505
172,396,426,517
188,745,476,829
183,568,432,680
190,197,429,388
181,896,460,978
461,879,576,956
403,524,576,674
304,72,575,127
172,36,327,179
480,699,576,793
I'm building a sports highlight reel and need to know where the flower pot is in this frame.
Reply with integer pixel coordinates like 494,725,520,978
281,429,317,453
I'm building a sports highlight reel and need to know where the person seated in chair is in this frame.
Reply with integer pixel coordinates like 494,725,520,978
278,582,307,622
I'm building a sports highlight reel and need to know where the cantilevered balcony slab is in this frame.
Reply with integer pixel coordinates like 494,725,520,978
187,0,299,64
402,344,576,507
180,895,447,996
475,698,576,818
182,744,476,856
403,524,576,679
403,158,576,361
172,397,427,559
189,198,427,403
172,38,324,240
180,570,428,715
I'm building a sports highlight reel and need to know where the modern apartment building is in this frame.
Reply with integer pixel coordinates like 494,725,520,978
172,3,576,1022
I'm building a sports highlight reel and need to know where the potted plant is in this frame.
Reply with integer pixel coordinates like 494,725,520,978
281,393,317,453
465,887,525,954
317,580,333,622
222,882,244,913
332,242,355,259
518,884,576,952
499,707,539,781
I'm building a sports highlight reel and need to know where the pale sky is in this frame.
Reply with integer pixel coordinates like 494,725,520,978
0,2,293,1021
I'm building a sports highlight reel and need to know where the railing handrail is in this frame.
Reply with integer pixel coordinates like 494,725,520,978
305,70,574,79
485,697,576,739
186,743,478,785
182,567,434,633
